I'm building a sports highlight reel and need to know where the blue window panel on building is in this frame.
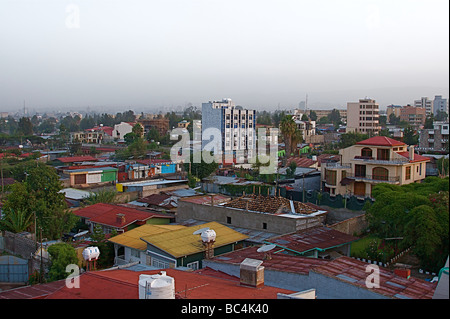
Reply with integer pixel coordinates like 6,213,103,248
161,164,175,174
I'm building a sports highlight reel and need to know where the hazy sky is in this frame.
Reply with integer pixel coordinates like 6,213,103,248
0,0,448,112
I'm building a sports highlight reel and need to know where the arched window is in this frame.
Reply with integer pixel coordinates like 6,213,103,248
372,167,389,181
361,147,372,158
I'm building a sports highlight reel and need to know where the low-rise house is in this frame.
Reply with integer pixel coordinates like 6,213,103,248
63,166,118,187
108,224,187,266
177,194,328,235
321,136,430,197
59,188,91,207
140,221,248,270
55,155,98,166
72,203,174,234
116,178,188,197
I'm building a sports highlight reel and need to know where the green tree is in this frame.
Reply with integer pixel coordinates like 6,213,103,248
0,208,34,233
403,125,418,145
17,117,34,136
3,163,76,239
83,189,118,206
132,123,144,138
309,110,317,121
338,132,369,149
367,178,449,271
280,115,300,156
47,242,78,282
404,205,444,270
184,152,218,180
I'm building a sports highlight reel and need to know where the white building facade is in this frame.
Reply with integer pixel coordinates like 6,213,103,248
202,98,256,160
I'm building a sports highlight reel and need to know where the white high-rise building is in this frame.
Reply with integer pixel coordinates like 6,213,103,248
201,98,256,160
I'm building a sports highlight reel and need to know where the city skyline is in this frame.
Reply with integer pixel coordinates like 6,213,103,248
0,0,448,112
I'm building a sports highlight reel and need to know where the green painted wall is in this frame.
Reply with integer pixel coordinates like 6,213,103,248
101,170,117,182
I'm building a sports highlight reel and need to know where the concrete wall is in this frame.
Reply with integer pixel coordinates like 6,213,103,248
330,214,367,236
203,259,389,299
177,200,326,235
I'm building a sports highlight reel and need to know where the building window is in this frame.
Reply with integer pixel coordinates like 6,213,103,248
227,216,232,224
372,167,389,181
361,147,372,158
262,222,267,230
186,261,199,271
355,164,366,178
325,169,337,185
405,166,411,180
151,258,171,269
131,249,140,258
377,149,390,161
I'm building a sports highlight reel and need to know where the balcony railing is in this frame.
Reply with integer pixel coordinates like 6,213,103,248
353,156,408,165
346,173,400,183
324,162,352,169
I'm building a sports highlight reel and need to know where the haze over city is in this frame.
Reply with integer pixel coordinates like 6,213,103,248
0,0,448,113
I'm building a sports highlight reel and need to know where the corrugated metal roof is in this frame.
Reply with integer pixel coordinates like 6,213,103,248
266,226,358,254
59,188,91,200
141,222,248,258
108,224,186,250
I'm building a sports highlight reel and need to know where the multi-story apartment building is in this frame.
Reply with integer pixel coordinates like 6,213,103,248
321,136,429,198
202,98,256,160
386,105,402,120
400,105,426,128
346,99,381,135
433,95,448,116
137,116,169,136
70,131,105,144
414,97,433,117
417,121,449,153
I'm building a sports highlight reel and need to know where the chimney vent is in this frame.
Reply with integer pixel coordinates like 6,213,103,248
116,213,126,224
240,258,264,288
409,145,414,161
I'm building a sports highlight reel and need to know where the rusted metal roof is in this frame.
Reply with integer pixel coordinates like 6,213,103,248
266,226,358,254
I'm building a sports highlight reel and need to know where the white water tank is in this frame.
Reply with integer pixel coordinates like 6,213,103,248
201,229,216,243
82,246,100,261
138,271,175,299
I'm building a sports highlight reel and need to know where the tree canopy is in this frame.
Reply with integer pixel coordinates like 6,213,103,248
366,177,449,271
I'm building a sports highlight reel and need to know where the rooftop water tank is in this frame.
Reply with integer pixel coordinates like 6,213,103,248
82,246,100,261
138,271,175,299
201,229,216,243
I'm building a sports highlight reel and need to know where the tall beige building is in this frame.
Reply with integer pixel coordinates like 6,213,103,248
346,99,381,135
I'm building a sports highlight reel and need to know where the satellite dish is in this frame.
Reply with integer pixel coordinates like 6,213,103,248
257,244,277,253
193,227,210,235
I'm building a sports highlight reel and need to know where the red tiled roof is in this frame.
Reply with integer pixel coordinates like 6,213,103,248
356,136,405,147
45,268,295,299
73,203,171,228
56,156,98,163
267,226,358,254
397,152,431,163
